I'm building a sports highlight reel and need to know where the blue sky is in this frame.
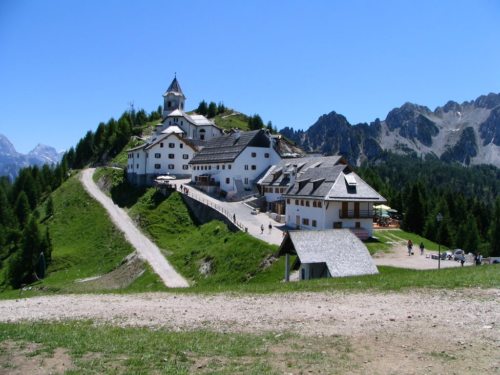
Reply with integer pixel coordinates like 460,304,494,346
1,0,499,153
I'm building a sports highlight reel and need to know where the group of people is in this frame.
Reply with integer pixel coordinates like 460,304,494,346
260,222,272,234
407,240,425,256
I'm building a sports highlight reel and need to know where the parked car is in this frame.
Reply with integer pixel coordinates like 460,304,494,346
440,251,453,260
453,249,465,261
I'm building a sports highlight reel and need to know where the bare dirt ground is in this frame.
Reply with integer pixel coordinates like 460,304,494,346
0,289,498,374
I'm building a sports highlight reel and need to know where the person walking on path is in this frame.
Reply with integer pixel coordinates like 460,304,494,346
407,240,413,256
260,224,264,234
268,222,272,234
419,242,425,255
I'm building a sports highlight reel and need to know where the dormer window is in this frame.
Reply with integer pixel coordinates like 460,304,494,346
167,101,171,108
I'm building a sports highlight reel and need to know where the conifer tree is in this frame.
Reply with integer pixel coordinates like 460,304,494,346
14,191,30,227
489,197,500,256
197,100,208,115
207,102,217,118
403,184,425,234
45,195,54,218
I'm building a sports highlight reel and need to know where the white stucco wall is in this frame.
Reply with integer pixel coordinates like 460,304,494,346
127,149,147,175
285,200,374,235
144,135,195,176
190,145,281,193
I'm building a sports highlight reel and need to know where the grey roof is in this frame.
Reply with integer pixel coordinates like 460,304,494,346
164,77,185,97
280,229,378,277
258,155,345,186
127,133,204,152
284,165,386,202
189,129,271,164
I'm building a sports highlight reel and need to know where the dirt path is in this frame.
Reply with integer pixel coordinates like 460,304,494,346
80,169,189,288
0,289,498,373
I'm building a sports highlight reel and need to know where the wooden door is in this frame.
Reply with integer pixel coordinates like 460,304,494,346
354,202,360,218
342,202,348,218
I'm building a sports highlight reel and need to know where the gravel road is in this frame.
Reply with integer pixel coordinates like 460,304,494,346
1,289,497,338
80,169,189,288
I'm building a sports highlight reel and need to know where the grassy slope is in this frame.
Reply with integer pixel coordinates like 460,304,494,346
0,174,166,299
212,111,250,131
128,188,279,287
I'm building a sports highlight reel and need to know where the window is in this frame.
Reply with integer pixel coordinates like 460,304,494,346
155,153,161,158
228,164,232,170
222,165,225,170
251,165,256,170
317,201,322,208
286,198,290,204
199,129,206,140
216,165,220,170
264,153,269,158
312,220,317,227
209,166,212,170
244,177,249,184
160,143,164,148
302,218,309,225
300,200,304,206
295,199,299,205
274,187,280,193
167,101,171,108
225,178,230,184
313,201,317,208
182,154,189,159
168,154,175,159
180,143,183,149
154,164,161,169
136,164,139,169
251,152,256,157
168,164,174,170
137,153,140,158
305,200,310,207
182,165,188,170
169,143,175,148
244,165,249,170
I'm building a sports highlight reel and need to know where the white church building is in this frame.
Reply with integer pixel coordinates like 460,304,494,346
127,76,222,185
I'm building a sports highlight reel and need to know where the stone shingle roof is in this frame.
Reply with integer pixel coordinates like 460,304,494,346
164,77,184,97
280,229,378,277
189,129,271,164
258,155,345,186
285,165,386,202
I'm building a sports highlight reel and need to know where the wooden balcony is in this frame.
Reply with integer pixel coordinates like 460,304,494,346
338,209,374,219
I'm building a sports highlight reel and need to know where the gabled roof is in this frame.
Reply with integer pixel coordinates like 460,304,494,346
189,114,214,126
163,77,185,97
189,129,271,164
279,229,378,277
162,110,220,129
284,164,386,202
161,125,184,134
258,155,346,186
143,132,201,152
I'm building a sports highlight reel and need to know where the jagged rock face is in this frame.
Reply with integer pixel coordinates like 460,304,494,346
300,112,362,165
280,92,500,167
441,127,477,165
479,106,500,146
0,134,62,179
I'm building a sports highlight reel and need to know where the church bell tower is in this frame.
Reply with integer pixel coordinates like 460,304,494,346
162,75,186,117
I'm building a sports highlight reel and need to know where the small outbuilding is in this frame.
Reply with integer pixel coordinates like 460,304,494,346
279,229,378,281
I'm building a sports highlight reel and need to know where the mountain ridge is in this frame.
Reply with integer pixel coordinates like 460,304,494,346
0,134,63,180
280,92,500,167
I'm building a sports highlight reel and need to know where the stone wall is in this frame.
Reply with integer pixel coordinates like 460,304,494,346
180,194,240,232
